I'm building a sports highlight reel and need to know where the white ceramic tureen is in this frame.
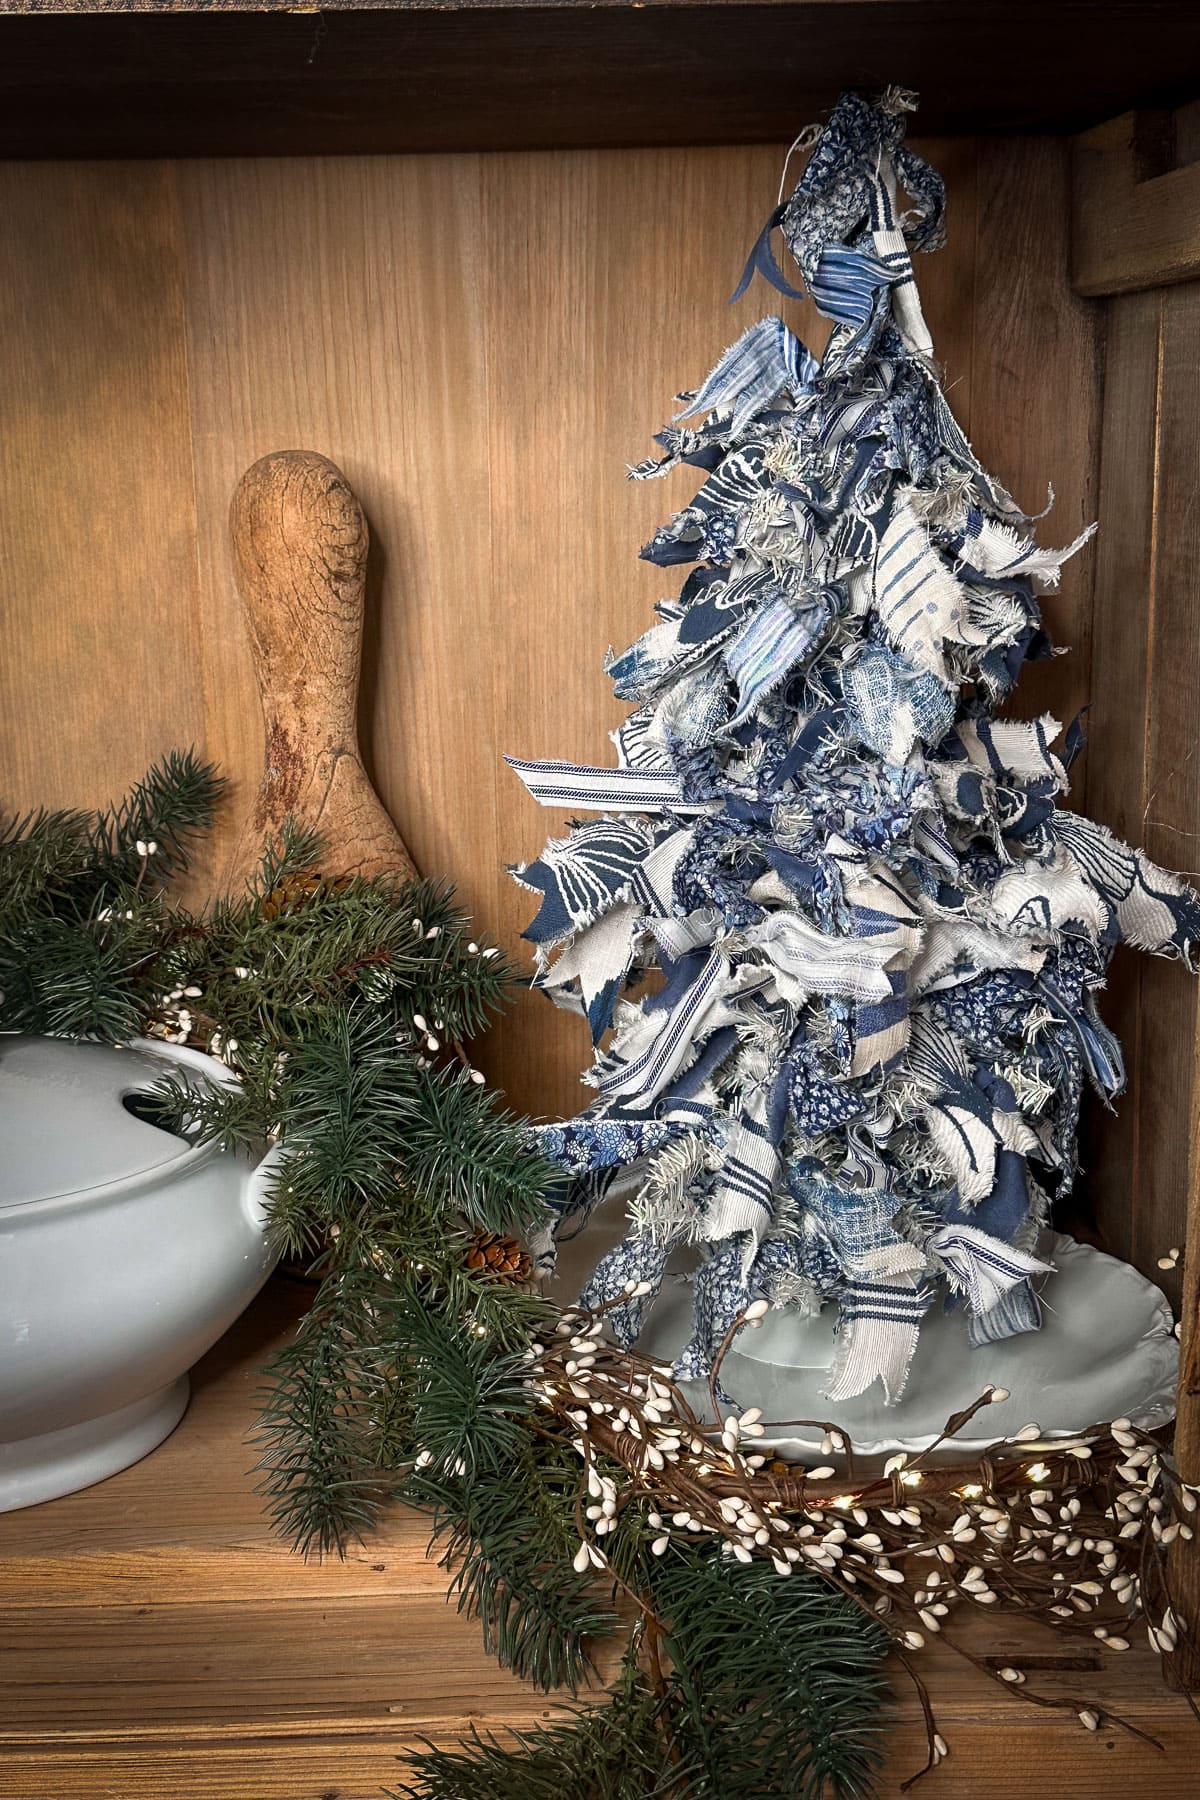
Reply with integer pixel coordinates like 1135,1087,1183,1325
0,1033,281,1511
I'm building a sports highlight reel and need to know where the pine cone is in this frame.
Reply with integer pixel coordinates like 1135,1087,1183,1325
465,1230,532,1285
261,869,351,919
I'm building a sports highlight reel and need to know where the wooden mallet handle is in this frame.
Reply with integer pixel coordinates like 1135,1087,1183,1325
221,449,416,893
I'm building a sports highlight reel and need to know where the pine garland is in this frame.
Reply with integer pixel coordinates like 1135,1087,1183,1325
391,1561,890,1800
0,754,894,1798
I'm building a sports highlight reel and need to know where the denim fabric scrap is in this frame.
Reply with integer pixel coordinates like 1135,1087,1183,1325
843,640,955,762
673,315,817,437
511,816,659,951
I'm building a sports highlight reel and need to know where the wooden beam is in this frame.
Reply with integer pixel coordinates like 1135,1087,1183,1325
1072,106,1200,296
1,4,1200,159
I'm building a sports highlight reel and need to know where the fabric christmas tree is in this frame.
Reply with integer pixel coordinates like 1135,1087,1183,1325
507,90,1200,1406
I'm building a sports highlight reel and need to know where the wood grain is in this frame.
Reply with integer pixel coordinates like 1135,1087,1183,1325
1079,290,1164,1268
174,152,492,916
2,4,1200,159
1144,284,1200,1683
1073,109,1200,298
1130,284,1200,1296
0,162,204,828
972,137,1102,789
0,139,1100,1123
479,142,820,1116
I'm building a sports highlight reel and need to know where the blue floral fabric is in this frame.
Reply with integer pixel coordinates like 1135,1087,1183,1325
507,90,1200,1402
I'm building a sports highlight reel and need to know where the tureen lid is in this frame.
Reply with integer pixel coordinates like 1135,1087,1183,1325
0,1034,200,1209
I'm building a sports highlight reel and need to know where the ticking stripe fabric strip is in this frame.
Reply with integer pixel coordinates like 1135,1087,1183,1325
505,756,713,813
699,1090,780,1263
930,1223,1053,1318
824,1277,933,1405
595,946,727,1106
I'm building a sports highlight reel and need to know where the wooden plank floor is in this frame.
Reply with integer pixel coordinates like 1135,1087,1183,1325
1,1276,1196,1798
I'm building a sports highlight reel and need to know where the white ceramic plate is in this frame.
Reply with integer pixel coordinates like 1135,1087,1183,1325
553,1212,1177,1463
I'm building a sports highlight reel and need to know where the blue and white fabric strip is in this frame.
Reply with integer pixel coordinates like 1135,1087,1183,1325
874,504,963,682
930,1222,1052,1317
724,592,832,728
535,1114,674,1175
627,826,695,915
699,1091,779,1264
823,1276,931,1404
614,707,670,771
809,245,894,328
643,910,720,960
538,899,640,1043
1055,811,1200,962
510,818,654,946
673,315,817,437
852,967,910,1075
808,1180,927,1282
745,907,898,1004
505,756,711,813
968,1278,1042,1346
871,160,934,358
595,946,726,1105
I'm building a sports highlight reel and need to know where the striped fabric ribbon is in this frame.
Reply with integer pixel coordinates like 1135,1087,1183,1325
627,826,695,915
595,946,728,1106
724,592,832,728
930,1222,1052,1318
845,864,923,1075
823,1275,932,1404
673,314,817,437
874,502,965,682
643,910,720,960
809,244,894,328
505,756,712,813
871,161,934,357
699,1089,779,1264
746,907,898,1005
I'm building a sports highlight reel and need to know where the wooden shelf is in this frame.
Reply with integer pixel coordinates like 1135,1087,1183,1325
0,2,1199,159
0,1276,1196,1796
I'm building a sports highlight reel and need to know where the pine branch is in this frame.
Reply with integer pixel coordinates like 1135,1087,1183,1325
392,1298,535,1479
389,1658,667,1800
651,1551,891,1800
88,748,225,888
0,805,93,928
393,1550,892,1799
407,1442,618,1693
253,1264,405,1557
400,1063,555,1238
0,752,223,1041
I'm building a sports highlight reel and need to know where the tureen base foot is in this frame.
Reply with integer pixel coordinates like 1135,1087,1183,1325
0,1377,189,1512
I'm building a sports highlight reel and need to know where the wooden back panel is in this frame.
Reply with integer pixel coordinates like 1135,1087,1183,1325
0,140,1098,1120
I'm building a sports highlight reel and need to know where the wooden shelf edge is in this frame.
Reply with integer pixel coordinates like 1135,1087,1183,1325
0,5,1199,159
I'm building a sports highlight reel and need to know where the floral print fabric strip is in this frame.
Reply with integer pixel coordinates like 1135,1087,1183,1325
506,88,1200,1404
